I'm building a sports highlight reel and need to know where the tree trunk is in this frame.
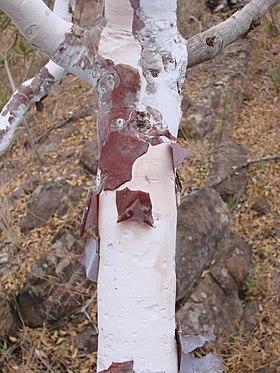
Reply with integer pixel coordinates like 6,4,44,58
95,1,187,371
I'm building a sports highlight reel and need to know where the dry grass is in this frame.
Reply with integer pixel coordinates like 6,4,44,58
0,187,21,249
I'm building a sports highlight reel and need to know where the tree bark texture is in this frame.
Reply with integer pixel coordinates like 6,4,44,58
95,1,187,371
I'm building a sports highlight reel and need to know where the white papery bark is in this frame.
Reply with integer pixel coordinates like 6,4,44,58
96,1,187,372
98,144,178,372
0,0,76,156
0,0,72,55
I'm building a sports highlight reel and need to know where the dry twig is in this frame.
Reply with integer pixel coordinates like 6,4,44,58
208,154,280,188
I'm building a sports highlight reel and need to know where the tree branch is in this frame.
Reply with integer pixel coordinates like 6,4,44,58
208,155,280,188
0,0,72,56
0,0,76,157
1,51,44,164
187,0,280,68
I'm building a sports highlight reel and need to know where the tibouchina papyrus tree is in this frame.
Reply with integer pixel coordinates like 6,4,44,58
0,0,278,372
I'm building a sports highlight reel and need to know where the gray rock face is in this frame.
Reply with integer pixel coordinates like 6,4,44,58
21,179,82,232
74,326,98,353
206,141,247,204
176,187,231,301
242,300,260,333
177,273,243,334
176,234,251,334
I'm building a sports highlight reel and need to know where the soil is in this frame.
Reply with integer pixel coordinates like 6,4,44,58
0,3,279,373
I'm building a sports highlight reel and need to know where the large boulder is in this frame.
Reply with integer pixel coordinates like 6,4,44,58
17,253,93,327
176,187,231,301
21,179,82,232
206,141,247,204
176,234,251,334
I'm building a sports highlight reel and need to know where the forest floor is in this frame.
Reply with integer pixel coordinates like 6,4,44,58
0,3,280,373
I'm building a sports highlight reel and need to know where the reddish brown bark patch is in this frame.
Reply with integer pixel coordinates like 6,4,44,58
80,189,98,237
97,65,141,147
99,361,134,373
112,65,141,108
2,67,55,124
99,131,149,190
116,187,154,227
129,0,145,34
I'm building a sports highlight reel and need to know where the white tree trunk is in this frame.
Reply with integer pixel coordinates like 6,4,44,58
96,1,187,371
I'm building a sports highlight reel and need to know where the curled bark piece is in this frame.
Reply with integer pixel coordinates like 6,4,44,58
116,187,154,227
99,131,149,190
99,361,134,373
78,236,99,283
170,143,192,169
80,189,98,237
176,327,223,373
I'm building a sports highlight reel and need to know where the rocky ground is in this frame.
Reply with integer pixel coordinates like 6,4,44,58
0,2,279,372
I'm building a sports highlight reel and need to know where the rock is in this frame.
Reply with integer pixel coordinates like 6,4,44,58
51,230,84,255
211,234,251,293
21,179,83,232
8,178,40,205
176,273,243,334
252,197,271,216
74,326,98,353
0,293,20,342
176,234,252,334
176,187,231,301
206,141,247,204
80,140,99,175
17,254,93,327
242,301,260,333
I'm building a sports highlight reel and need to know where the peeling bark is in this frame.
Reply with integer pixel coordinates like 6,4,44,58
79,236,100,283
116,188,154,227
99,361,134,373
80,189,99,237
99,131,149,190
96,2,187,371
